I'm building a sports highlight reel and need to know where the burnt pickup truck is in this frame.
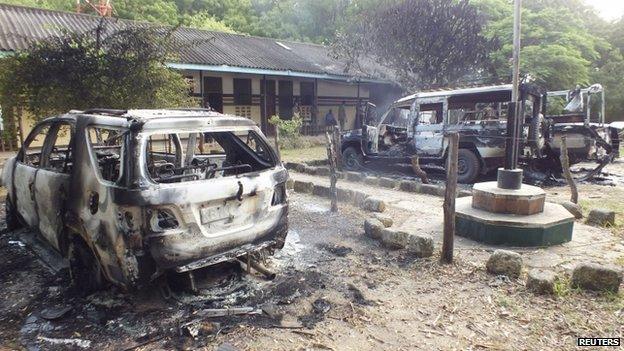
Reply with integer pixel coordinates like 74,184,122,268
2,109,288,292
341,84,551,183
342,83,622,183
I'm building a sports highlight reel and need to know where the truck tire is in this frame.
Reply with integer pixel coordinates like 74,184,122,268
456,149,481,184
529,113,547,154
68,236,106,295
5,195,21,231
342,146,363,170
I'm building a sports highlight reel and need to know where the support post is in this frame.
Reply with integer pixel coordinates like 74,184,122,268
273,125,281,161
325,126,338,212
17,105,24,147
559,135,578,204
333,126,342,171
442,132,459,263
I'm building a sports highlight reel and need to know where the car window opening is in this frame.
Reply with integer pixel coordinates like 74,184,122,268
88,127,125,183
146,130,275,183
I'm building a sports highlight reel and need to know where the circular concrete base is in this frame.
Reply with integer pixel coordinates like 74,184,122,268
456,197,574,246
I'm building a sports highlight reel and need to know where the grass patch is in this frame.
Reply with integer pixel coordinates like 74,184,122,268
280,145,327,163
553,277,573,298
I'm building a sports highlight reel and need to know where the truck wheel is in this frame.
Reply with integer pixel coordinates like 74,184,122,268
68,236,106,295
456,149,481,184
529,113,547,154
342,146,363,170
5,195,21,231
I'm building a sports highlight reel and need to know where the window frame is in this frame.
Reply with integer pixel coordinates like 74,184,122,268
41,121,76,174
85,125,128,186
19,120,56,168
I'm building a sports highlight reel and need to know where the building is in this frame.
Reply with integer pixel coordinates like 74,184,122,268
0,3,399,146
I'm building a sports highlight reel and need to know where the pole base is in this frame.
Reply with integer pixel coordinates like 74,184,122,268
497,168,523,190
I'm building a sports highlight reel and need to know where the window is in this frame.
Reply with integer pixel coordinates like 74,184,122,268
145,130,275,183
45,123,74,173
87,127,125,183
382,107,411,128
233,78,252,105
23,123,52,167
300,82,314,105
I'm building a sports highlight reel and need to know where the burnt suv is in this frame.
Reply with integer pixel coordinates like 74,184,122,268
2,109,289,292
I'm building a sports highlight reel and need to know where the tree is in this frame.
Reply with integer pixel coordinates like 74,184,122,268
0,22,193,120
332,0,496,89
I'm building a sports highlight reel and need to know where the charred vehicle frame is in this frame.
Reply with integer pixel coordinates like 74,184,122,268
2,109,289,292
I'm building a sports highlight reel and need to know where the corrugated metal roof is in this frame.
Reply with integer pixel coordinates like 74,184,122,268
0,3,389,81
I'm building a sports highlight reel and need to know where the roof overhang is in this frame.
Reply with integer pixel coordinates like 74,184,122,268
166,62,392,84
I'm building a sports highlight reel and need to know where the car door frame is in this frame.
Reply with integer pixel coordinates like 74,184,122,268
412,97,448,158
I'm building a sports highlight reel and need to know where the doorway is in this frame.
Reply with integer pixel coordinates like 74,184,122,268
278,80,294,120
203,76,223,113
261,79,276,134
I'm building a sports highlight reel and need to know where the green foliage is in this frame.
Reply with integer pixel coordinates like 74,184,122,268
0,23,193,119
184,11,236,33
268,114,305,149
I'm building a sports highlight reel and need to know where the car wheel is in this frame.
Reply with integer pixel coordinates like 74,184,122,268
342,146,363,170
456,149,481,184
5,195,21,231
68,236,106,295
529,113,547,155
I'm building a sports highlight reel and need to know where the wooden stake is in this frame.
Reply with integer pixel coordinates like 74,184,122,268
333,126,343,171
559,135,578,204
442,132,459,264
325,127,338,212
274,126,281,160
410,155,429,184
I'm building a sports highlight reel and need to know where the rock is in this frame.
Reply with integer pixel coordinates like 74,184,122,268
379,177,397,189
486,250,523,278
420,183,443,196
286,178,294,190
313,185,331,198
364,218,385,239
315,167,331,177
362,197,386,212
399,180,420,193
373,213,393,227
526,269,556,295
346,172,364,182
571,262,623,293
337,188,354,202
302,166,317,175
560,201,583,219
363,176,379,186
295,163,307,173
283,162,299,170
458,189,472,198
406,234,434,258
586,208,615,227
293,180,314,194
352,191,368,207
380,228,408,249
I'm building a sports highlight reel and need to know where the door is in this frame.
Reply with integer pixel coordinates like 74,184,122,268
14,122,54,228
261,79,276,134
414,102,446,157
35,121,74,250
204,76,223,113
278,80,293,119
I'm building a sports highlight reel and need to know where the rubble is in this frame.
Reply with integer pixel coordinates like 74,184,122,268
364,218,385,239
571,263,622,293
526,269,556,295
486,250,523,278
586,208,616,226
362,197,386,212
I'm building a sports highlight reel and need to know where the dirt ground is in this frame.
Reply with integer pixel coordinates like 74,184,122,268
0,153,623,350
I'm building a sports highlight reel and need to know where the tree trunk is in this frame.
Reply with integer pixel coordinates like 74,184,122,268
559,135,578,204
442,132,459,264
325,127,338,212
410,155,429,184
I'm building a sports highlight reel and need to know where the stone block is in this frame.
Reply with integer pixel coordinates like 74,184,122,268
571,262,622,293
373,213,393,227
315,167,331,177
293,180,314,194
586,208,616,227
364,176,379,186
362,197,386,212
380,228,408,249
486,249,522,278
420,184,442,196
302,166,317,175
286,178,294,190
364,218,385,240
399,180,420,193
346,172,365,182
406,234,434,258
313,184,331,198
526,269,556,295
337,188,354,203
379,177,397,189
352,191,368,207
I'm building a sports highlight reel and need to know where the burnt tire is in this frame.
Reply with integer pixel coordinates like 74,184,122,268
342,146,364,170
5,195,21,231
68,236,106,295
529,113,547,154
456,149,481,184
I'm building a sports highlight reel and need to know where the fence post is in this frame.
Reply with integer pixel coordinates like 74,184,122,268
325,127,338,212
442,132,459,264
273,126,281,161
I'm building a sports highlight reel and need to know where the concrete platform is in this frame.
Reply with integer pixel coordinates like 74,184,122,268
472,181,546,215
456,197,574,246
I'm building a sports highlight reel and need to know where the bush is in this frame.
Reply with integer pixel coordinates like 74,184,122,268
269,114,304,149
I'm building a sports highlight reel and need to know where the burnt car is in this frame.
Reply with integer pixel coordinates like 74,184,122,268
341,84,549,183
2,109,289,292
545,84,620,165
